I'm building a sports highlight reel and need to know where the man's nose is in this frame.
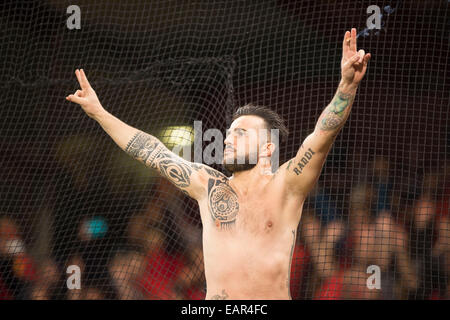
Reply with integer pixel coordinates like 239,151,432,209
224,133,234,146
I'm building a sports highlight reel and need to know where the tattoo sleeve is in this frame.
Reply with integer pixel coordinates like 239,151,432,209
125,131,202,196
318,82,356,133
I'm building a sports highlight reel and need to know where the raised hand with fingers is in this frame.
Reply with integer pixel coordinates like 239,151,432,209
341,28,371,85
66,69,105,119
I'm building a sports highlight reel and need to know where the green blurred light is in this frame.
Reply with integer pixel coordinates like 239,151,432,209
159,125,194,148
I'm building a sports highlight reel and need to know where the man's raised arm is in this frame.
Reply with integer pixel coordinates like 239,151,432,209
66,69,206,200
282,28,371,197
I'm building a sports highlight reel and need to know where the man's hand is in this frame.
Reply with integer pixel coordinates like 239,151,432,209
341,28,371,86
280,29,371,199
66,69,105,119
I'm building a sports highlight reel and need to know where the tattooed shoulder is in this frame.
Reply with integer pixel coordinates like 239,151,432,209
203,166,228,180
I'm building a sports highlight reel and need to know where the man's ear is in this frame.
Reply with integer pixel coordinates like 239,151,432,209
260,142,276,157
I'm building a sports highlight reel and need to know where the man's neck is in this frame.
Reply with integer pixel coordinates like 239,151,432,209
229,163,273,196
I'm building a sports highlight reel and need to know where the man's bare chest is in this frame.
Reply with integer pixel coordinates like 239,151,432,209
204,177,281,234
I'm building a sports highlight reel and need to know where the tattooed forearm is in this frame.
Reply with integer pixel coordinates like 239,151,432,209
290,148,316,175
125,131,163,169
318,86,356,132
211,290,229,300
125,131,193,189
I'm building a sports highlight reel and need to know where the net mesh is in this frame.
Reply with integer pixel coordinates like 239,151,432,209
0,0,448,300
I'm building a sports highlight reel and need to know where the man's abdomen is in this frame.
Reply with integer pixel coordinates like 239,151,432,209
203,231,293,300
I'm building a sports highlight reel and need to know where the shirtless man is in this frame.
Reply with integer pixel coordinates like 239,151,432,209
66,28,371,299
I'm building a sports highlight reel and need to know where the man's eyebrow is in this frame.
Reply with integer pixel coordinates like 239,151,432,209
226,128,246,135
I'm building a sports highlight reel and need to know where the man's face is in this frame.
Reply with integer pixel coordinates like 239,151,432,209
222,115,268,173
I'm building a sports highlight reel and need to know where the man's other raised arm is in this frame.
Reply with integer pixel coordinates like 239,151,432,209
281,28,371,198
66,69,206,200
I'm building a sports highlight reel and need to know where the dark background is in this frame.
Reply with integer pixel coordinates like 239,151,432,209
0,0,448,299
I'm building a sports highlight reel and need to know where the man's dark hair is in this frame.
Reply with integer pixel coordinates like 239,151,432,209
232,103,289,145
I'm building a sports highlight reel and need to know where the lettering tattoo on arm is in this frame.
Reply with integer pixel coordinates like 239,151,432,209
288,147,316,176
319,89,355,132
125,131,195,190
211,289,229,300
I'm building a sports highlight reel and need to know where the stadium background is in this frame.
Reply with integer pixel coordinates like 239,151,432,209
0,0,448,299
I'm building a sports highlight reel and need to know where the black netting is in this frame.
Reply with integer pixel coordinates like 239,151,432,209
0,0,448,300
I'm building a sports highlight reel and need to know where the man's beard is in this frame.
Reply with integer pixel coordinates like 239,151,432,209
221,153,257,173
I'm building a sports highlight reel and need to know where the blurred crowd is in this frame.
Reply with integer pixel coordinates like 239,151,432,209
0,155,449,300
294,156,450,300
